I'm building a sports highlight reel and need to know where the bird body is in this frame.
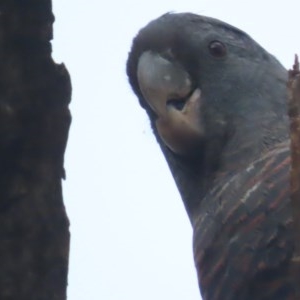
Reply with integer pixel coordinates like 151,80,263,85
127,13,297,299
193,142,293,299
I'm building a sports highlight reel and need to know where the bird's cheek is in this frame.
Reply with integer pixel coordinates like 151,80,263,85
155,89,204,156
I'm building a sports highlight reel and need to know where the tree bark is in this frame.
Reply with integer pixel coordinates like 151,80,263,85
0,1,71,299
288,55,300,297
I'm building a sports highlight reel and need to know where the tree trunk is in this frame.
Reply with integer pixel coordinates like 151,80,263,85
288,55,300,298
0,1,71,299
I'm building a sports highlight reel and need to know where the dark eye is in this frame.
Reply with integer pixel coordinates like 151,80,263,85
208,41,227,58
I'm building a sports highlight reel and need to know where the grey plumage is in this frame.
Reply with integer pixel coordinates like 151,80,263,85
127,13,296,300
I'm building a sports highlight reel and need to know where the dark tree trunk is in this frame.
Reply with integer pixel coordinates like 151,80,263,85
0,1,71,299
288,55,300,298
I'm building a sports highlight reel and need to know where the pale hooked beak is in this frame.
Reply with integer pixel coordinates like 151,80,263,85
137,51,203,156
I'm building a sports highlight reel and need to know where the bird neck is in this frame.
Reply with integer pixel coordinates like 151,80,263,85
162,113,289,223
220,109,289,172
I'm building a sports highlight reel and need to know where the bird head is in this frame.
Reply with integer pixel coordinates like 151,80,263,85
127,13,287,164
127,13,288,216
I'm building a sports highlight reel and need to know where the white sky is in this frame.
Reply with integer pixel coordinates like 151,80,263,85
51,1,300,299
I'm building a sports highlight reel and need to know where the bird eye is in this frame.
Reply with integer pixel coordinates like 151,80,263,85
208,41,227,58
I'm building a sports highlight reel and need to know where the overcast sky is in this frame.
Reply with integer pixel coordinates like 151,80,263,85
51,1,300,299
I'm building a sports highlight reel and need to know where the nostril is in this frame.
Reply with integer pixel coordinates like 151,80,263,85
166,98,188,111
